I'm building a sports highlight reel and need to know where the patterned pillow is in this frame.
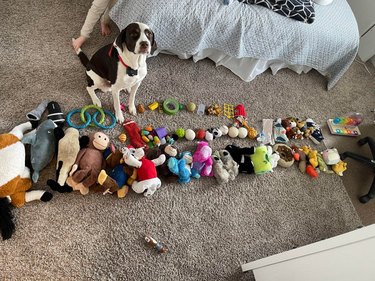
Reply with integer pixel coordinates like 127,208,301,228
238,0,315,23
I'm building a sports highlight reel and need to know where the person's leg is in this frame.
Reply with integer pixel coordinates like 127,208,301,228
73,0,112,50
100,0,118,36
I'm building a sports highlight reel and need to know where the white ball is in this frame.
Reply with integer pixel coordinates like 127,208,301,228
238,127,248,139
228,127,239,138
185,129,196,141
219,125,229,135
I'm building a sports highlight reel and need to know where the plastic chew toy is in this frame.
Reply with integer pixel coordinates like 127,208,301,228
66,105,116,129
80,105,105,127
26,100,49,122
47,101,65,127
145,235,168,253
223,104,234,119
162,98,180,115
332,112,363,126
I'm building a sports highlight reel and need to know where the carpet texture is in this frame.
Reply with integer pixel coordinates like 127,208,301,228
1,0,374,280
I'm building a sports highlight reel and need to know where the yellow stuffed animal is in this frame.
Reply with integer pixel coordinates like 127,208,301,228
0,122,52,240
301,146,318,168
332,160,347,176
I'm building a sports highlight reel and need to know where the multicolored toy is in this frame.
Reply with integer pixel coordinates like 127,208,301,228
66,105,116,129
145,235,168,253
332,112,363,126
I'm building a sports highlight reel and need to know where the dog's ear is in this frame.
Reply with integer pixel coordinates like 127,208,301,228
115,28,127,52
150,30,157,55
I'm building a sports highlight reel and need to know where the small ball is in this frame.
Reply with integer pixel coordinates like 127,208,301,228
186,102,197,112
196,129,206,140
238,127,248,139
176,128,185,138
185,129,196,141
118,133,127,143
137,104,145,114
219,125,229,135
228,127,239,138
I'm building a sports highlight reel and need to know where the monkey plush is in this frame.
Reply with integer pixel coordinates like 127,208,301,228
66,132,110,195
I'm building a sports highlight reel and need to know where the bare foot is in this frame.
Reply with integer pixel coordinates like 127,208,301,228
101,22,112,36
72,36,86,52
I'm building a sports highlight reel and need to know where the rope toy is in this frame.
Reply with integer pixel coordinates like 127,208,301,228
66,105,117,129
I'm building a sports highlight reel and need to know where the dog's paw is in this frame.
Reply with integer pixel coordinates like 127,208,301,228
128,105,137,116
92,98,102,108
116,111,125,124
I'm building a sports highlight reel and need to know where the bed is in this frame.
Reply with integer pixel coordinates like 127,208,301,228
109,0,359,90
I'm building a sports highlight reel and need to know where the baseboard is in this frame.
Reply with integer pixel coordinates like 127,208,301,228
371,55,375,67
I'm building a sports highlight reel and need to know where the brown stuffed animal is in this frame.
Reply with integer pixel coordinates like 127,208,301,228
96,146,136,198
66,132,109,195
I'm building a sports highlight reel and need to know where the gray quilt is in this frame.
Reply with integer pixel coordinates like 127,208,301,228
110,0,359,90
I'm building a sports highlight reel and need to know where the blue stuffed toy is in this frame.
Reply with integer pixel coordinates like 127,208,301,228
168,151,193,184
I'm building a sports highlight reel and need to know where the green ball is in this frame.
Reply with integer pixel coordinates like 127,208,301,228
176,128,185,138
186,102,196,112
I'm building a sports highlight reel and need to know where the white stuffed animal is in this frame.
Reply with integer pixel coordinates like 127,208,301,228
219,149,239,181
212,151,230,184
121,146,166,197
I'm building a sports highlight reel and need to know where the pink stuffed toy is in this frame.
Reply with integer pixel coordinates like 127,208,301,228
191,141,213,178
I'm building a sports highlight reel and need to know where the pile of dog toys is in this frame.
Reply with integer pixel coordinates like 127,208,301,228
0,100,347,241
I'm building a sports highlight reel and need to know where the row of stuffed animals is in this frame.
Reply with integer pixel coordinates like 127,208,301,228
0,112,346,240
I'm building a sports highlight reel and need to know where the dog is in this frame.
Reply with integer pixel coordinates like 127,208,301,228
75,22,156,124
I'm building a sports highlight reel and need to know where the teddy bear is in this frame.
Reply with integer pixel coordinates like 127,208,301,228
121,146,166,197
47,128,90,193
306,118,324,144
225,144,255,174
168,151,193,184
96,146,136,198
322,148,341,165
191,141,214,178
212,151,231,184
332,160,347,176
274,118,289,143
218,149,239,180
0,122,53,240
250,145,280,175
66,132,110,195
146,143,179,178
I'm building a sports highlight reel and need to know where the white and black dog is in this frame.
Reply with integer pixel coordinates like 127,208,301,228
76,22,156,123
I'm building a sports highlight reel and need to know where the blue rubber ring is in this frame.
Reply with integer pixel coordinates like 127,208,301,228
92,110,117,129
66,109,91,129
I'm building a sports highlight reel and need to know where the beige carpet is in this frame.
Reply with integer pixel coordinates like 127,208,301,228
1,0,375,280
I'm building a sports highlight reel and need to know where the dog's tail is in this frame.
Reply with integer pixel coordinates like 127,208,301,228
0,197,15,240
73,39,90,67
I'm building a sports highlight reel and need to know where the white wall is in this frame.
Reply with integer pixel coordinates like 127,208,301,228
347,0,375,62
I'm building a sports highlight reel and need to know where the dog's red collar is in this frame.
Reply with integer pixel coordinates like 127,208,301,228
108,46,138,76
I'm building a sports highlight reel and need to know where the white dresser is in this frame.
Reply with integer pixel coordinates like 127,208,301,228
347,0,375,62
241,224,375,281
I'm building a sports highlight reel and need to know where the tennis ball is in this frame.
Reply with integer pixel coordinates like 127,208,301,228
238,127,248,139
185,129,196,141
186,102,196,112
176,128,185,138
228,127,239,138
